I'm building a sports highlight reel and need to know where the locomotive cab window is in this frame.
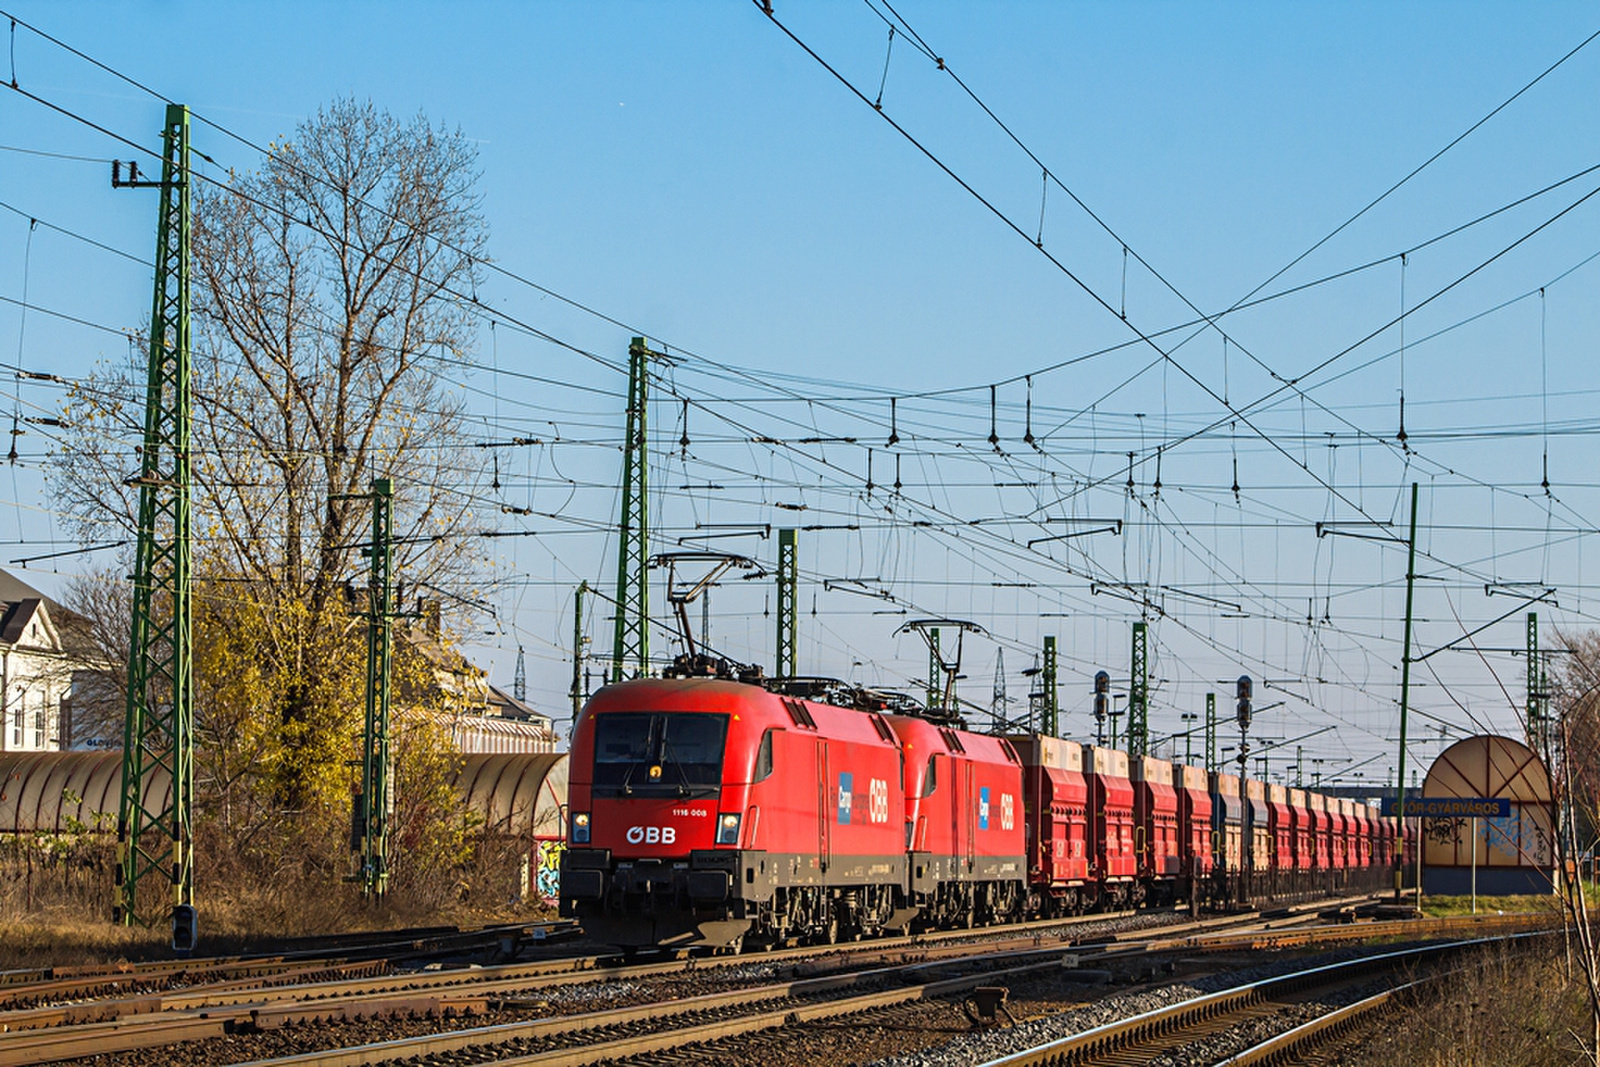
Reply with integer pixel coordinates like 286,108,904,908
592,712,729,798
922,755,938,797
754,729,775,782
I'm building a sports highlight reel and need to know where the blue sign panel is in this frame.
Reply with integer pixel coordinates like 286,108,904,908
1380,797,1512,818
979,786,991,830
838,772,853,824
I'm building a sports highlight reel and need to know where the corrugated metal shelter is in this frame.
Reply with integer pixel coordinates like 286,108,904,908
1420,734,1554,896
0,751,566,840
454,752,568,839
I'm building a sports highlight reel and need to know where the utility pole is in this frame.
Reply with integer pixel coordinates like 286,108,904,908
612,338,659,682
353,479,397,901
113,104,195,951
570,581,588,718
1128,621,1149,757
775,528,798,677
1205,692,1217,774
1042,636,1058,736
1295,745,1304,788
926,627,941,710
1394,481,1420,903
514,645,527,704
991,647,1008,730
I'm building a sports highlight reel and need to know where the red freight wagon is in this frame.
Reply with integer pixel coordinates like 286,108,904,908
1331,798,1350,870
563,677,909,949
1268,783,1296,874
1286,787,1313,872
888,715,1027,927
1245,777,1272,875
1210,771,1245,875
1358,802,1375,867
1309,792,1332,870
1358,803,1377,867
1083,745,1137,902
1005,734,1091,911
1132,755,1181,882
1176,763,1213,882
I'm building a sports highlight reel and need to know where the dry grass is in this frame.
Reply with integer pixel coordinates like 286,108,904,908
1345,936,1592,1066
1421,893,1563,918
0,829,557,970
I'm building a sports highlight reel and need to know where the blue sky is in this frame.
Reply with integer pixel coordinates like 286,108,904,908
3,3,1599,786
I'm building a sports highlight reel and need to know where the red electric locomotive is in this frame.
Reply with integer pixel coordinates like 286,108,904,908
888,715,1027,927
562,675,1025,950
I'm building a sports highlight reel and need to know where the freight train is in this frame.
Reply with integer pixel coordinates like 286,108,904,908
559,672,1399,951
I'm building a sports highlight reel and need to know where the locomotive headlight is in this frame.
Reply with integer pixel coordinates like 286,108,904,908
572,812,591,844
716,812,742,845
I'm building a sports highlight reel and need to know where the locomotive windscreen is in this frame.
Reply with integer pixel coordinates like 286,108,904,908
591,712,729,798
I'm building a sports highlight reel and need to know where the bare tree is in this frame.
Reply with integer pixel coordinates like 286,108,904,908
1554,630,1600,1063
52,98,490,838
56,567,130,748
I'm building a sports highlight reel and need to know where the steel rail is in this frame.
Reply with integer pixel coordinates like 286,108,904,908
1213,974,1435,1066
0,919,576,1007
0,898,1448,1067
974,931,1553,1067
0,905,1167,1034
223,912,1499,1067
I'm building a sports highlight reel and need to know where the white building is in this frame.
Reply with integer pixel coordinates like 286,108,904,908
0,593,71,752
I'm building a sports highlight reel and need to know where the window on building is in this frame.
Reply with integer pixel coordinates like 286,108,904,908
34,693,46,749
11,700,21,748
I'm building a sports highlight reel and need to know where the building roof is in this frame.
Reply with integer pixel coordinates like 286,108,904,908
0,569,96,660
487,683,550,725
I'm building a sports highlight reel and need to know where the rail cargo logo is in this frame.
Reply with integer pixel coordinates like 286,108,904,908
979,790,1014,832
838,772,853,824
625,825,677,845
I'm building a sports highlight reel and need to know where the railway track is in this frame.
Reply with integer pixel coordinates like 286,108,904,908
1214,972,1434,1066
977,932,1548,1067
0,918,579,1011
0,906,1297,1066
204,914,1550,1067
0,901,1542,1067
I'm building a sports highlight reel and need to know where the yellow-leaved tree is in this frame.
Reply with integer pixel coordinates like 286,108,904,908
53,99,492,924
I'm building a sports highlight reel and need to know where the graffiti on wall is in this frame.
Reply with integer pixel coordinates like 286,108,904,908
536,839,564,902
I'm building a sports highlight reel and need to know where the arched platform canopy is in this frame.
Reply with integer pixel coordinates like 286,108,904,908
1420,734,1553,891
0,751,567,839
454,752,568,839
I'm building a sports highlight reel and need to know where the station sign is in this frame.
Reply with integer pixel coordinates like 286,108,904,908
1379,797,1511,818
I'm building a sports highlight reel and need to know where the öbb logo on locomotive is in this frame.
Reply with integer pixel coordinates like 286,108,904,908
625,825,677,845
